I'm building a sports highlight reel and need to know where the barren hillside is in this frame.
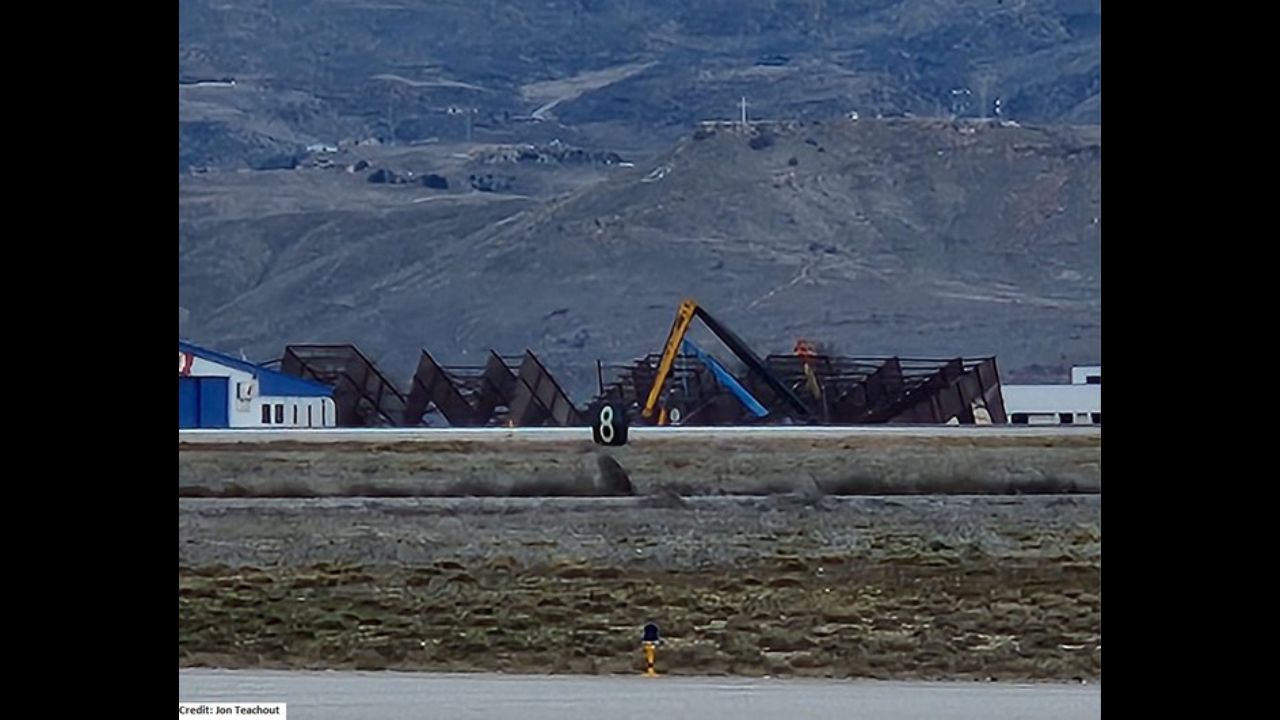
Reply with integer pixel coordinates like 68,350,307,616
179,0,1101,171
179,118,1100,400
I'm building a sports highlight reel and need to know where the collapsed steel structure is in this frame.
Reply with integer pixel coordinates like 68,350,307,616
404,350,582,428
281,344,405,427
278,345,1004,428
274,289,1003,428
594,352,1005,426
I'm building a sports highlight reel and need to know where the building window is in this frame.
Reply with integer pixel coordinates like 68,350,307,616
261,404,272,424
293,405,298,425
275,404,284,424
1091,412,1101,424
1059,413,1074,424
1087,375,1100,385
1011,413,1028,425
308,406,314,427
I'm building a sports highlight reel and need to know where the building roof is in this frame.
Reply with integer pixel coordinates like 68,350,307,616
179,340,333,398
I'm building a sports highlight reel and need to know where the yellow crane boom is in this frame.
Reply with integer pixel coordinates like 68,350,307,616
639,298,811,423
642,298,699,419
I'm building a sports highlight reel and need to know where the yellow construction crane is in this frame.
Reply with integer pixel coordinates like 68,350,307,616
639,298,810,424
642,299,700,421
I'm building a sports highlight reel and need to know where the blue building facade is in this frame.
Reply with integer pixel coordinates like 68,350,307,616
179,341,336,428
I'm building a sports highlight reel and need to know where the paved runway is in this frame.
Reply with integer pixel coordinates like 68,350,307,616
178,669,1100,720
179,425,1100,444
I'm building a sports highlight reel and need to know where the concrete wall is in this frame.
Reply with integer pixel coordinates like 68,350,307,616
1002,384,1101,416
251,396,339,428
1001,364,1101,425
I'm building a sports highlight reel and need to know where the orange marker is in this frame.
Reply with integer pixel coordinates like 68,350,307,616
641,623,661,676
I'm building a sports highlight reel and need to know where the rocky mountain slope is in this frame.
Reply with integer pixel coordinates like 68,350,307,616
178,0,1101,172
179,118,1100,400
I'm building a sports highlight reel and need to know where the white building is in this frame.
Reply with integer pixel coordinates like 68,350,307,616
1071,366,1102,385
179,340,337,428
1002,365,1100,425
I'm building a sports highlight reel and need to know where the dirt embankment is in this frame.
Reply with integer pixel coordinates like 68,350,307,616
179,495,1101,680
178,435,1101,498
